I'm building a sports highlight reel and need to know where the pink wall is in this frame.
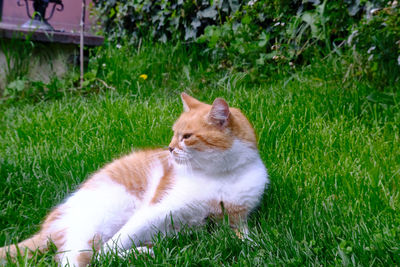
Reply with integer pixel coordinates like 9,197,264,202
2,0,97,32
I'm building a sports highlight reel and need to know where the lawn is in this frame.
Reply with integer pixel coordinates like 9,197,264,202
0,42,399,266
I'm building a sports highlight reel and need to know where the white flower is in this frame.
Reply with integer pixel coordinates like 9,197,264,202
116,44,122,49
347,30,358,45
370,8,380,15
102,63,106,68
248,0,257,6
274,22,281,27
367,46,376,54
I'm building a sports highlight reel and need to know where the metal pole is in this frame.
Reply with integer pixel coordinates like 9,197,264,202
80,0,86,88
0,0,3,21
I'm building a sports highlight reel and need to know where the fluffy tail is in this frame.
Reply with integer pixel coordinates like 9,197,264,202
0,233,47,259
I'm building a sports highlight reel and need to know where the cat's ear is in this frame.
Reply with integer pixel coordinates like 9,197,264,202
208,98,230,128
181,92,202,112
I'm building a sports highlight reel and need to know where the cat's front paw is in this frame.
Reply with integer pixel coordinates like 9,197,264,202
118,246,155,259
95,240,120,263
101,239,119,255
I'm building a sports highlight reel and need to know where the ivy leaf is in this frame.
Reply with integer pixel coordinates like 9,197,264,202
256,54,267,65
258,32,270,47
109,7,115,18
228,0,240,12
4,79,27,98
301,12,321,39
241,15,251,25
265,51,278,59
197,6,218,19
185,27,197,40
191,18,201,29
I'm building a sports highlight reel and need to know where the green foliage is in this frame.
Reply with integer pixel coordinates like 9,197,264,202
0,37,81,102
350,1,400,88
197,0,366,77
86,39,233,98
0,35,34,88
94,0,241,42
92,0,399,87
2,77,69,103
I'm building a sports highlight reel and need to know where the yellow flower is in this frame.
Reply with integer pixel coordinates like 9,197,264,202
139,74,148,80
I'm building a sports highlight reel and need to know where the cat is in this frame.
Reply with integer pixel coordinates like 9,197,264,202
0,93,269,266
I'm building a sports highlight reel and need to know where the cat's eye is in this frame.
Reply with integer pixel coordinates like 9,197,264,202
182,133,192,139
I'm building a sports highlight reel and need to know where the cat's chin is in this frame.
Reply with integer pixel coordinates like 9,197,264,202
172,156,198,169
172,157,187,166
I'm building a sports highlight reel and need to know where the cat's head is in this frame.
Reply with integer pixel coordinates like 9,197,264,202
168,93,258,170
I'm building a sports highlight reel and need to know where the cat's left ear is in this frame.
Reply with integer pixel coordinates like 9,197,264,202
208,98,230,128
181,92,203,112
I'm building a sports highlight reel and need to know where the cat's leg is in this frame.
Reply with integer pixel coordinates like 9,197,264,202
101,202,207,254
53,176,137,266
117,245,154,259
56,233,101,267
232,221,250,240
230,217,258,245
101,206,176,253
58,250,92,267
210,201,252,241
229,213,253,242
37,206,98,267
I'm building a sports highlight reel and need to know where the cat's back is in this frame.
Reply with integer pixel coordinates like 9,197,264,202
82,148,172,202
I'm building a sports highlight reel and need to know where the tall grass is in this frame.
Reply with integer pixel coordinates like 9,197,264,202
0,41,399,266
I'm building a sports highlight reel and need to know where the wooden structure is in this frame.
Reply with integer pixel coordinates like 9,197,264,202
0,0,104,88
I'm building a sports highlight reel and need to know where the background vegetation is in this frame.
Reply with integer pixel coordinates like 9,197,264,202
0,0,399,266
93,0,400,87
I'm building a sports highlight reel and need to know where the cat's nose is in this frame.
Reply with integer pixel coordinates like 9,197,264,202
168,147,174,153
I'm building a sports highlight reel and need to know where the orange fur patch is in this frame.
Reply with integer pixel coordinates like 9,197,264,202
208,200,248,227
76,251,92,267
41,207,66,251
0,234,44,258
99,149,169,199
87,234,102,251
150,160,174,204
0,207,67,259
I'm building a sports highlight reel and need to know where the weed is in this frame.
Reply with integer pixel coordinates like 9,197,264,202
0,34,34,93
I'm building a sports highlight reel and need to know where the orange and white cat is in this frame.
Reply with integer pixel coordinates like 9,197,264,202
0,93,268,266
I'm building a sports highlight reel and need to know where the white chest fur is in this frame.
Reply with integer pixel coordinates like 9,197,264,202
171,155,268,210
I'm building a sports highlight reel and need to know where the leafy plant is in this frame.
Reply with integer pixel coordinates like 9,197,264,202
0,34,34,92
196,0,362,78
1,77,69,103
349,1,400,88
94,0,242,43
93,0,400,87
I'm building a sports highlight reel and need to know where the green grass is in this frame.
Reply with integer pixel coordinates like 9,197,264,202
1,41,399,266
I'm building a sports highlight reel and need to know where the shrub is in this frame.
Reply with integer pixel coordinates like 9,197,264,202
94,0,242,42
92,0,399,86
349,1,400,87
197,0,368,77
